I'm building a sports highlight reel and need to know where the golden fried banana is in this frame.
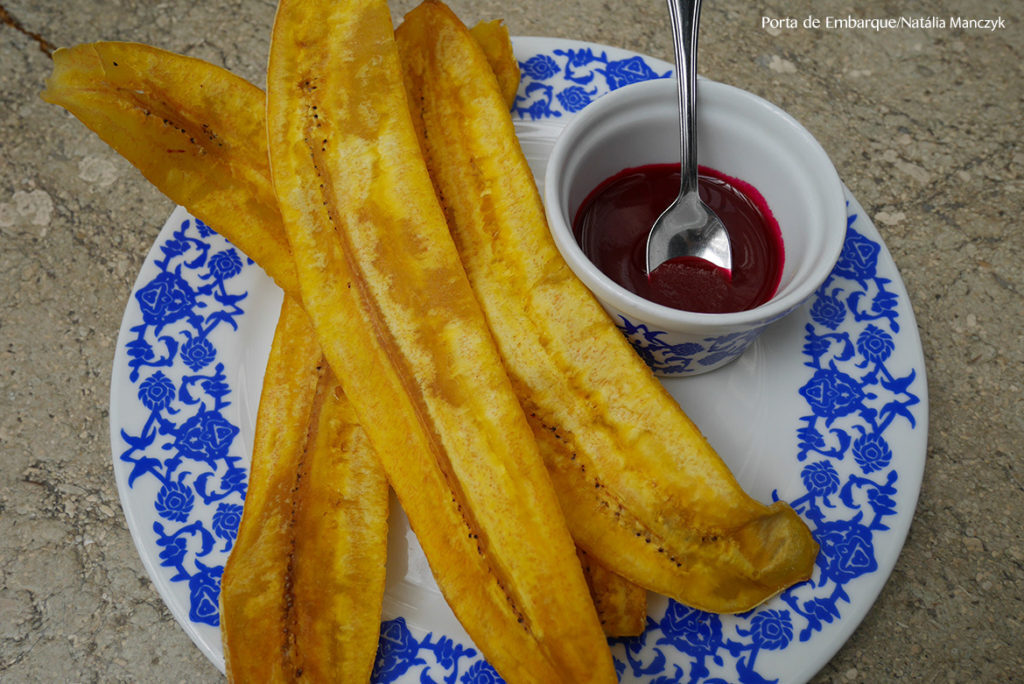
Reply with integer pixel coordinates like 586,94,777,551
578,549,648,637
41,41,299,298
395,0,818,613
265,1,615,681
289,326,389,682
221,296,388,682
470,19,519,109
445,13,647,626
221,297,320,682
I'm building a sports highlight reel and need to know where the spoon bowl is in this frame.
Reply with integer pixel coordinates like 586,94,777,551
646,0,731,275
646,191,731,274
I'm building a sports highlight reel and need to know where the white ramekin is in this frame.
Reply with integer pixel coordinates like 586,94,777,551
545,77,847,375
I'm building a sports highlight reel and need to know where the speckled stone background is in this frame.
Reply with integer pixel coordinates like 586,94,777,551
1,0,1021,681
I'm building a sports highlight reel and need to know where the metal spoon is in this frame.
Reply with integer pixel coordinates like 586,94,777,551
645,0,731,276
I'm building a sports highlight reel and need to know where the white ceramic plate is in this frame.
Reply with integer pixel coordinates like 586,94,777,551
109,37,927,683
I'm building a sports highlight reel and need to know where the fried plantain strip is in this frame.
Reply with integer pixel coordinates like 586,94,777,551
221,296,388,682
266,1,615,681
577,548,648,637
469,19,519,109
221,297,319,682
395,0,818,613
402,4,649,629
41,42,299,297
289,323,389,682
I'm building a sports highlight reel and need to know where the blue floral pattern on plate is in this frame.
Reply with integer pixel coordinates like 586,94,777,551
514,44,671,121
111,38,926,683
115,216,250,629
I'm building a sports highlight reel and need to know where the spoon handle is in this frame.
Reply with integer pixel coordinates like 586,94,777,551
667,0,702,200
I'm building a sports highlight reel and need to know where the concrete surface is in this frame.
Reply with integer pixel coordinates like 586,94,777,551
1,0,1021,681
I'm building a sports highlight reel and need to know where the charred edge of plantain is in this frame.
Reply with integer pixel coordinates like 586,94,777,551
294,79,529,632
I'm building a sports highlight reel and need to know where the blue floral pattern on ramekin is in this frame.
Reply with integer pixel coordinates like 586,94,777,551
616,319,767,374
113,40,924,683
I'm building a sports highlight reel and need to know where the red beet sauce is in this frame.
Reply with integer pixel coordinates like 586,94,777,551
573,164,784,314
